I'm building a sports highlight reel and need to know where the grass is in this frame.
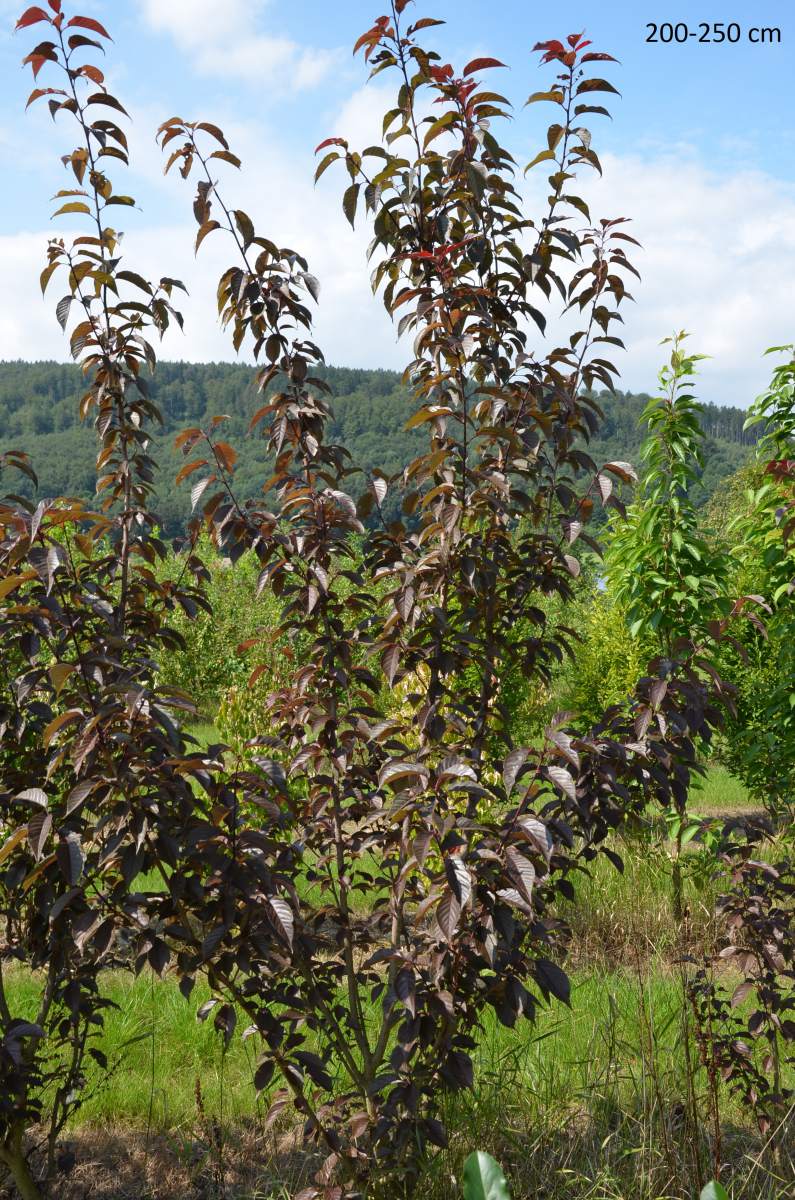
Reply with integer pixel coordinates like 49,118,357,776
186,722,221,751
690,762,756,816
1,968,695,1133
4,970,258,1127
5,959,789,1200
561,835,722,966
433,970,785,1200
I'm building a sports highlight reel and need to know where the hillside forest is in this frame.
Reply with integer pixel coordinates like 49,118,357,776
0,361,760,532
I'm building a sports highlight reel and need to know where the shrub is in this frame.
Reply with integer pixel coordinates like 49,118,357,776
154,18,726,1197
1,9,214,1197
558,586,653,727
156,539,284,717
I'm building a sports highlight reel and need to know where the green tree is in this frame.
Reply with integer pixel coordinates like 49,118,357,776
604,334,733,921
721,346,795,824
0,357,757,536
605,333,731,651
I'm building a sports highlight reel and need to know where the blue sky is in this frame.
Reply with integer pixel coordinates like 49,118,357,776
1,0,794,406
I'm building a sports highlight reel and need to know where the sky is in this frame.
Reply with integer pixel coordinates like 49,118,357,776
1,0,794,407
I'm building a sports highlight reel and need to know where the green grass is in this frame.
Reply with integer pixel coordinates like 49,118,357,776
5,970,259,1128
0,966,725,1130
185,722,221,751
560,836,721,966
5,962,786,1199
689,762,754,815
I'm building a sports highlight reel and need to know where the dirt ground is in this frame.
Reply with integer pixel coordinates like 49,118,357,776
1,1123,317,1200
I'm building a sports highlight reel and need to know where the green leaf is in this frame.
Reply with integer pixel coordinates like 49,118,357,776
117,270,152,294
700,1183,729,1200
343,182,360,228
463,1151,512,1200
524,149,556,173
314,150,339,182
234,210,255,248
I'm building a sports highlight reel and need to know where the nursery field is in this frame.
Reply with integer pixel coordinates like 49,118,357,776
1,3,794,1200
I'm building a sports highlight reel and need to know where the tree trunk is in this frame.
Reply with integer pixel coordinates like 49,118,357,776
1,1138,43,1200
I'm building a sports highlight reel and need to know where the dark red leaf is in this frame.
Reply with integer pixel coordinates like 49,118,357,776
15,6,50,30
352,25,380,56
462,57,506,75
56,832,84,885
441,1049,473,1090
576,78,620,97
395,968,416,1016
436,889,461,941
254,1058,275,1091
25,85,62,108
424,1118,448,1147
27,811,52,861
503,748,529,796
532,39,564,54
534,958,571,1004
409,17,445,33
315,136,347,154
23,51,54,78
445,855,471,907
78,63,104,85
65,14,111,39
67,33,103,52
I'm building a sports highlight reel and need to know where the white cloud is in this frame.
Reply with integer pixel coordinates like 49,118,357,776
3,133,795,411
0,231,64,361
140,0,338,92
582,151,795,406
142,0,258,47
332,82,402,152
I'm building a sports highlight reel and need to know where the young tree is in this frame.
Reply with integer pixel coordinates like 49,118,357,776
723,346,795,825
603,334,737,917
605,333,731,650
155,10,729,1196
1,6,216,1196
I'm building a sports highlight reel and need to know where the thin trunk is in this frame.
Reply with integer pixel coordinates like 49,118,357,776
1,1139,43,1200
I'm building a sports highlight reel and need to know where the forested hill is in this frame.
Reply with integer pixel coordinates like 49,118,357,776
0,359,758,532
